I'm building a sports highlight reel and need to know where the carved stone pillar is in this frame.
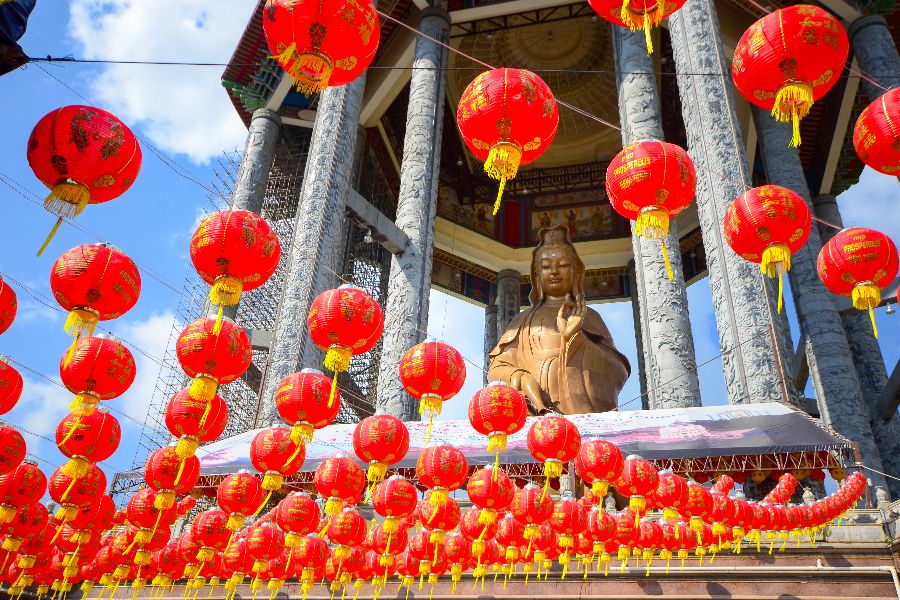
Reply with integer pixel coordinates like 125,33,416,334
668,0,794,406
484,304,498,385
752,106,888,493
230,109,281,213
376,7,450,420
849,15,900,103
613,26,700,409
257,79,366,425
496,269,521,335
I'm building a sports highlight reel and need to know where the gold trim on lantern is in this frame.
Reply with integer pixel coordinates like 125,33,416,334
484,142,523,215
772,80,814,147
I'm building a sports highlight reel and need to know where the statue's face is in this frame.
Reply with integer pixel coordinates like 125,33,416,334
538,247,574,298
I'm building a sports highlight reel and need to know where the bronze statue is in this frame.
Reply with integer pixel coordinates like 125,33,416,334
488,225,631,414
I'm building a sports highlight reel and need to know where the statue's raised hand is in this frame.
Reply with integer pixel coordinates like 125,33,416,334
556,293,585,341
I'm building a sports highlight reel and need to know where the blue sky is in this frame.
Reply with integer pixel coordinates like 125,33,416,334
0,1,897,484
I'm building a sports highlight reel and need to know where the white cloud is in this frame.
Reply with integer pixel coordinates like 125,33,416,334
3,375,71,470
836,167,900,243
68,0,251,164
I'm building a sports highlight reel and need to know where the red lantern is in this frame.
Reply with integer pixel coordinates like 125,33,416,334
732,5,849,147
1,502,48,552
307,285,384,407
164,388,228,459
442,533,469,590
50,244,141,346
250,426,305,493
416,445,469,509
144,446,200,509
326,509,366,560
457,68,559,214
468,382,527,465
399,340,466,444
606,141,696,279
550,494,587,551
175,317,252,401
818,227,898,337
190,210,280,330
262,0,380,95
190,510,231,562
216,472,264,531
275,369,340,445
420,494,460,545
0,277,17,336
586,507,617,555
246,523,284,573
275,492,320,546
371,476,417,533
653,471,689,522
293,534,329,587
59,337,135,415
619,455,659,523
724,185,811,312
48,463,102,519
0,462,47,523
314,456,366,515
853,88,900,175
27,106,142,254
0,359,23,416
679,482,713,542
587,0,687,53
126,488,176,533
527,415,581,483
575,439,624,503
465,466,514,526
55,407,120,479
511,483,554,542
352,414,409,484
0,427,25,477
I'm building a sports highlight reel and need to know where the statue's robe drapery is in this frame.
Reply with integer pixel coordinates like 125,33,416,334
488,300,631,414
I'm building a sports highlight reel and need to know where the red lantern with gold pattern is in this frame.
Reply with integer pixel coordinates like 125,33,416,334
190,210,281,331
175,317,252,402
50,243,141,345
371,475,418,534
0,359,23,416
314,456,366,515
307,285,384,408
619,455,659,522
420,493,461,545
527,415,581,482
55,407,120,479
550,493,587,551
818,227,898,337
250,426,305,493
293,534,329,586
575,439,624,504
275,492,320,546
262,0,380,95
399,340,466,444
457,68,559,214
1,502,48,552
0,461,47,524
468,382,527,465
732,5,848,147
326,508,366,560
246,523,285,573
217,472,264,531
275,368,339,445
724,185,811,312
853,88,900,175
606,140,696,280
653,470,689,523
59,337,135,416
352,414,409,485
511,483,554,542
144,446,200,509
0,278,17,336
0,427,26,478
27,106,142,255
679,481,713,542
588,0,687,53
465,466,514,527
48,462,102,519
190,510,231,562
416,445,469,509
164,388,229,460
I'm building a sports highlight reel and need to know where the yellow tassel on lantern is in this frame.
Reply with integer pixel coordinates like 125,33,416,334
0,505,16,524
324,498,343,516
69,392,100,416
429,530,445,545
761,243,791,313
772,81,814,147
261,472,284,492
37,182,90,256
61,456,91,480
619,0,664,53
290,422,314,446
189,375,218,402
484,142,522,215
428,488,449,508
366,461,387,484
852,282,881,338
226,514,246,530
629,496,647,527
154,490,176,510
591,480,609,502
323,347,351,409
287,50,334,96
175,436,200,459
210,276,242,333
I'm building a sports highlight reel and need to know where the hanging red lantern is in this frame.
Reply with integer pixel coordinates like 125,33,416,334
416,445,469,509
55,407,120,479
818,227,898,337
575,439,624,504
511,483,554,543
1,502,48,552
679,481,713,543
732,5,849,147
126,488,177,535
50,243,141,350
164,388,228,460
0,461,47,524
468,382,527,466
420,493,460,545
275,368,340,445
653,470,689,523
0,427,25,477
48,463,102,520
587,0,687,53
249,426,305,496
275,492,320,547
326,509,366,561
245,523,285,574
190,510,231,562
398,340,466,444
853,88,900,175
262,0,380,95
0,277,17,336
586,506,617,557
724,185,811,312
619,455,659,524
527,415,581,488
606,141,696,279
307,285,384,407
175,316,252,401
442,533,470,591
465,466,514,526
0,359,23,416
190,210,281,331
293,534,329,591
144,446,200,509
216,472,264,531
352,414,409,485
314,456,366,516
371,475,417,534
457,68,559,214
550,493,587,554
58,337,135,416
27,106,142,254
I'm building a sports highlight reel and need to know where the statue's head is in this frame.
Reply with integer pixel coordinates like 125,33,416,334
529,225,585,305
